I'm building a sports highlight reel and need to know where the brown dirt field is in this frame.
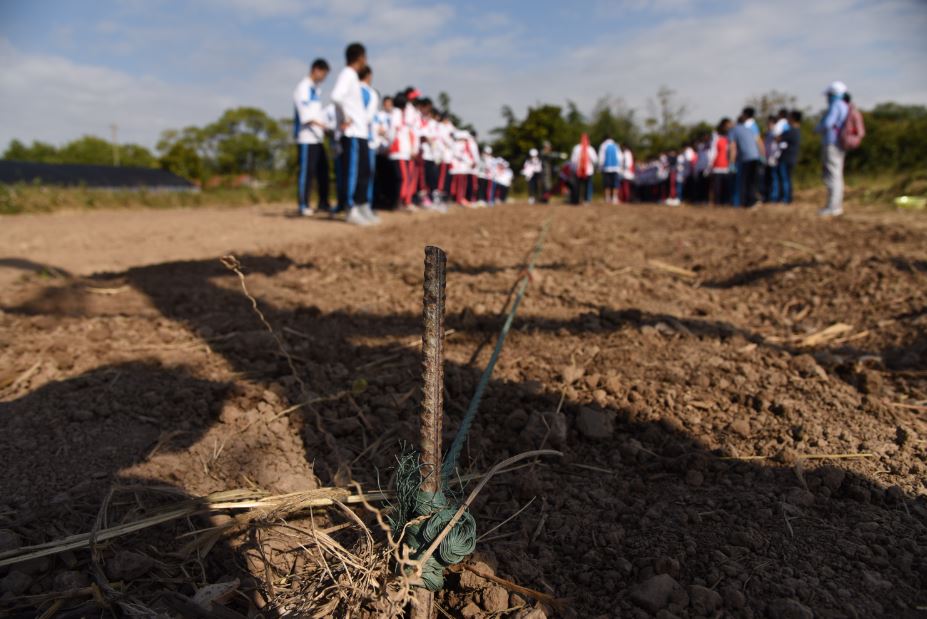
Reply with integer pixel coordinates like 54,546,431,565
1,200,926,618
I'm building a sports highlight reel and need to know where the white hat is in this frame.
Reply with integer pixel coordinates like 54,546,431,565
529,148,538,157
825,81,848,96
483,145,493,154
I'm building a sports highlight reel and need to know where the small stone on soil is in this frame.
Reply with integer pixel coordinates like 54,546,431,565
1,571,32,595
575,407,614,440
106,549,154,580
630,574,687,613
481,585,510,613
688,584,722,613
0,529,21,553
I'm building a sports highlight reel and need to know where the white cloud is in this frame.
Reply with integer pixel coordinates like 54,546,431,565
0,37,302,149
213,0,305,18
1,0,925,154
482,0,927,131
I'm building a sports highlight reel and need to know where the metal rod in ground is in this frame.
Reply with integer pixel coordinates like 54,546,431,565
413,245,447,619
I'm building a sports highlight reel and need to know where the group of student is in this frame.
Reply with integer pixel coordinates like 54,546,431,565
635,106,804,209
537,108,803,210
292,42,513,225
519,137,636,206
520,81,858,217
297,51,857,221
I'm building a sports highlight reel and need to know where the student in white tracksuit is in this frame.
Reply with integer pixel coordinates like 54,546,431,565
330,42,375,225
292,58,330,216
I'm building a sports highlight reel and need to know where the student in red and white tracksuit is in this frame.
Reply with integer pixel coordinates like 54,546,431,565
418,101,442,209
449,130,477,206
402,89,422,206
436,114,455,201
388,94,416,210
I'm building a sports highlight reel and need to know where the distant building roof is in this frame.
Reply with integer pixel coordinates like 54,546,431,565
0,160,194,190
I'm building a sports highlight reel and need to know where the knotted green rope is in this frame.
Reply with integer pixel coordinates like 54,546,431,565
390,453,477,591
442,221,550,479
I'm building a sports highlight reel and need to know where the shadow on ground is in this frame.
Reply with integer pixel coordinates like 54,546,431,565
1,251,925,617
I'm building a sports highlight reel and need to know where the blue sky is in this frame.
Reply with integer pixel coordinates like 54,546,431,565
1,0,926,149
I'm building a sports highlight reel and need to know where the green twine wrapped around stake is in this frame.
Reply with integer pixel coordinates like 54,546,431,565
389,452,477,591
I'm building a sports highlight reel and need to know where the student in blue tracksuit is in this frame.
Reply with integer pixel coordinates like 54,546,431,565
358,65,380,220
777,110,802,204
598,136,623,204
292,58,330,216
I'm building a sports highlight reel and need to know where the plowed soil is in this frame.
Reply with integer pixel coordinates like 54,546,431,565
1,200,926,618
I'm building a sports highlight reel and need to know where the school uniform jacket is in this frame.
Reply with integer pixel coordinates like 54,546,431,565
293,76,325,144
330,67,368,139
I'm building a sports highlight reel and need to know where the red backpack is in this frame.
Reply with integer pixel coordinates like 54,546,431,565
839,103,866,150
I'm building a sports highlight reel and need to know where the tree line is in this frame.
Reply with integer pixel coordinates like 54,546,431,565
3,89,925,185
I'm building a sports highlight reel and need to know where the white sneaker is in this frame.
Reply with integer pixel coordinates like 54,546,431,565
298,207,315,217
359,203,380,224
528,197,535,205
818,207,844,218
346,207,371,226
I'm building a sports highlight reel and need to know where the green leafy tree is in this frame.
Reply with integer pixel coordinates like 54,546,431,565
201,107,287,175
3,139,59,163
119,144,158,168
490,104,575,165
587,96,639,149
159,142,205,181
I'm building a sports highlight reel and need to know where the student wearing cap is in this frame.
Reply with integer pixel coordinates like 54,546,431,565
292,58,330,217
493,158,513,204
816,81,850,217
522,148,543,204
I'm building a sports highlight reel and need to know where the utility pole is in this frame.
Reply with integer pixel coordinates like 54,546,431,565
110,123,120,166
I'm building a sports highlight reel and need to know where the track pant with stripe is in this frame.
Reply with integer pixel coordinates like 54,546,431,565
296,143,329,212
337,136,371,209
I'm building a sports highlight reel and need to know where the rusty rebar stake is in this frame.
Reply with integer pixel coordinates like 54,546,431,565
413,245,447,619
